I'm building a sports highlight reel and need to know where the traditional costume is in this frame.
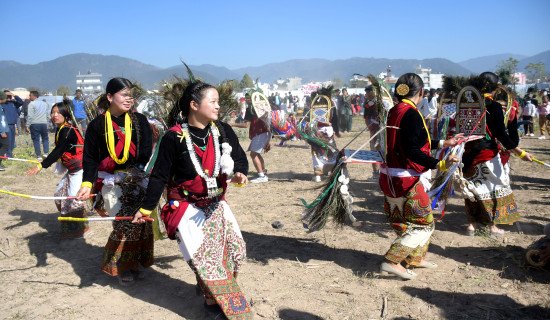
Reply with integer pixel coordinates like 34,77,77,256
245,102,271,153
139,121,252,319
82,110,153,276
379,98,443,266
462,95,520,226
40,122,89,239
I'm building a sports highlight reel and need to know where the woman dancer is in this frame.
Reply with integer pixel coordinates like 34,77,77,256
76,78,153,285
462,72,533,236
379,73,462,280
26,101,90,239
134,82,252,318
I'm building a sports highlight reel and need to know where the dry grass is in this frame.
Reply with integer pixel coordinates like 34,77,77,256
1,117,549,319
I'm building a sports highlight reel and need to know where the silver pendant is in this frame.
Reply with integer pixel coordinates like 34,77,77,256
205,177,218,198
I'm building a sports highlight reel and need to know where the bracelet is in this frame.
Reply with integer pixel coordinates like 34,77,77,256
81,181,93,189
519,150,526,159
439,160,447,172
139,208,152,216
139,208,152,215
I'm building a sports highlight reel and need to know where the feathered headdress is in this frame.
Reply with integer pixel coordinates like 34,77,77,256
179,58,234,175
180,58,196,83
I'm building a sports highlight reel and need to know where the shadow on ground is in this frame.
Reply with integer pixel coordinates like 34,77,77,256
8,209,209,319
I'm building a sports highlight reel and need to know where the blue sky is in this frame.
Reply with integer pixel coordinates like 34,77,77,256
3,0,549,69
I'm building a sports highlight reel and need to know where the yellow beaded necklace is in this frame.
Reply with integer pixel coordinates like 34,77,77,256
56,122,68,143
104,109,132,164
402,98,431,150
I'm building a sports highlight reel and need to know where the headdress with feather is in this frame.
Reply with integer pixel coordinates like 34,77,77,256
180,59,234,176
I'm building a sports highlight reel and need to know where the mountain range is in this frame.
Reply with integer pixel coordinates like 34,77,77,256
1,51,549,92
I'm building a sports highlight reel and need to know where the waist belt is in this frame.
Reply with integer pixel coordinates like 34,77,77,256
380,166,423,177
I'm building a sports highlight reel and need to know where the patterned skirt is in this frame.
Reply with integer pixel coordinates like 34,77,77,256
175,200,252,319
101,180,154,276
384,182,435,266
464,154,519,225
54,169,89,239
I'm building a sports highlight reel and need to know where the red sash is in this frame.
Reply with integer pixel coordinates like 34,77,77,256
59,124,84,172
380,101,431,198
94,117,136,193
161,125,227,239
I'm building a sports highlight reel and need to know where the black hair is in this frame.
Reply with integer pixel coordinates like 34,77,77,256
167,81,215,127
96,77,133,112
471,72,499,94
428,88,436,102
51,100,77,127
30,90,40,98
394,73,424,102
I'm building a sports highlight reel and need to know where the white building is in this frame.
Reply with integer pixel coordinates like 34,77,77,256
415,65,444,89
286,77,302,90
76,70,103,95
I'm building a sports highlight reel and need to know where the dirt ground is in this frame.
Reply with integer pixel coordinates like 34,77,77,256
1,117,549,320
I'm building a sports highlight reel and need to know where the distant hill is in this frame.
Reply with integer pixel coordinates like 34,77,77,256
230,57,472,83
459,53,527,74
517,50,550,72
459,52,550,75
0,60,22,70
1,51,549,92
0,53,162,92
136,65,221,89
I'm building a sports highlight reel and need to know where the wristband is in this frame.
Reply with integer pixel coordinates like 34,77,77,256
439,160,447,172
139,208,152,216
81,181,93,189
519,150,526,159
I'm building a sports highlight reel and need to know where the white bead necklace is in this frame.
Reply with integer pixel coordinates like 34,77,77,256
182,122,221,198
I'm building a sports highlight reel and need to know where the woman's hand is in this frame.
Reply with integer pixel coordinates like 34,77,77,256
0,133,7,138
76,186,91,200
447,154,460,163
230,172,248,186
26,166,40,176
132,210,147,224
521,152,534,162
443,133,465,148
513,148,533,162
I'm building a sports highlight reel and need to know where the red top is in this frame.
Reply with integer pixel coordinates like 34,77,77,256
60,124,84,172
244,106,269,139
380,100,431,198
161,125,227,239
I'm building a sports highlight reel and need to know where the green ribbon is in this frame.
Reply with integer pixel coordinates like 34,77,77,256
145,136,163,174
298,129,327,149
298,169,341,208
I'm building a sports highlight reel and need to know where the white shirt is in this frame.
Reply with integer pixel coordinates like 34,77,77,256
417,97,430,118
522,101,537,117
